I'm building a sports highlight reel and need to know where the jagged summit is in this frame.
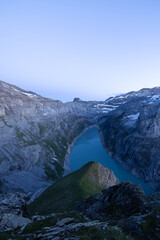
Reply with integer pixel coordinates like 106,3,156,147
73,97,82,102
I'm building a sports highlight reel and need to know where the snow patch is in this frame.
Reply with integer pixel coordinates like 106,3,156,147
5,104,10,111
21,92,37,98
94,103,119,109
149,95,160,104
123,113,139,128
12,87,21,92
94,103,120,114
11,87,37,98
117,96,125,99
2,83,10,88
126,113,140,121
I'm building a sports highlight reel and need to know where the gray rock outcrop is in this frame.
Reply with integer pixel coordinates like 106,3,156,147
0,192,31,231
75,182,149,221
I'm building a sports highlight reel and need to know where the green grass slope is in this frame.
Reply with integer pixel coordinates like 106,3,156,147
29,161,118,215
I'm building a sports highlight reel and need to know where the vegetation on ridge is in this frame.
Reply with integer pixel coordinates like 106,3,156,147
29,161,114,215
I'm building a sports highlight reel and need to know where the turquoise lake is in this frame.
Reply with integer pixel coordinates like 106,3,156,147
70,128,154,195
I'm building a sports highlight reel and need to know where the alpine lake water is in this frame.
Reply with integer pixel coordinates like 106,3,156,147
70,128,154,195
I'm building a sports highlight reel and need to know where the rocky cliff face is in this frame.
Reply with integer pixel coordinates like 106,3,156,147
0,80,160,193
99,88,160,191
0,81,99,194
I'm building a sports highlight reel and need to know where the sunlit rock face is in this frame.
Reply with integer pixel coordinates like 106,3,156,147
0,80,160,193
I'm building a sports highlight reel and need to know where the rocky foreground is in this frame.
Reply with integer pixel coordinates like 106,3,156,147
0,184,159,239
0,163,159,240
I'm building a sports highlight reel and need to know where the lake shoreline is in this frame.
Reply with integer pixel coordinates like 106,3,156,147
63,125,100,175
65,126,154,195
63,124,119,175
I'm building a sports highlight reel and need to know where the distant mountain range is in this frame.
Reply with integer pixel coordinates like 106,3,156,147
0,80,160,193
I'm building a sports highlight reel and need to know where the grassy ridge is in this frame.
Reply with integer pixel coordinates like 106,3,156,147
29,162,108,215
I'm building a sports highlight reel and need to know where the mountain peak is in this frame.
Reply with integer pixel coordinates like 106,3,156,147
0,80,39,99
73,97,82,102
29,161,119,215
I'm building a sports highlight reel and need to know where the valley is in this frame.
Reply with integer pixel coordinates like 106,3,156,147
0,80,160,239
0,80,160,193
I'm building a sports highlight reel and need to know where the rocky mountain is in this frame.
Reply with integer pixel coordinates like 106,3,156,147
0,80,100,194
0,80,160,193
98,88,160,191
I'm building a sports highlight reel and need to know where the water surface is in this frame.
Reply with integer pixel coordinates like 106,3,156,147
70,128,154,195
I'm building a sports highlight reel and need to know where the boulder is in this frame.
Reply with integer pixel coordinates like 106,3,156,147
56,217,74,227
0,192,31,231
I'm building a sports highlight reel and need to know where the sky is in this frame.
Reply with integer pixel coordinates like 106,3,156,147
0,0,160,102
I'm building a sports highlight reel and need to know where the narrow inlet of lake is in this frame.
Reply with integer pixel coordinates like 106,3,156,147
70,128,154,195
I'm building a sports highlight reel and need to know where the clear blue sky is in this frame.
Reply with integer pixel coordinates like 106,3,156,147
0,0,160,102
